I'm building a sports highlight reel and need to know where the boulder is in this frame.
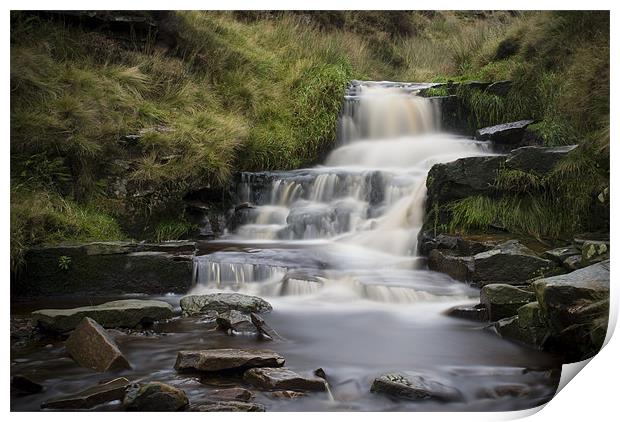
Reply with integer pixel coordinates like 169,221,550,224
192,401,265,412
428,249,472,282
17,241,195,296
216,310,258,334
426,155,505,208
41,377,130,409
474,120,535,151
243,367,327,392
445,304,489,321
370,373,462,402
65,317,131,372
209,387,254,402
480,284,535,321
32,299,174,332
123,382,189,411
494,303,549,348
505,145,577,175
175,349,285,372
533,261,610,361
581,240,610,265
180,293,272,317
11,375,43,395
469,241,555,286
563,255,583,271
543,246,581,264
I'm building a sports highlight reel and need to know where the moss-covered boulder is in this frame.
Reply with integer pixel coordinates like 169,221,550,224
480,284,535,321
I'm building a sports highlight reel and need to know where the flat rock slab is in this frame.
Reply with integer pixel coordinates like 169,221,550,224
175,349,285,372
192,401,265,412
41,377,130,409
123,382,189,411
65,317,131,372
505,145,577,175
543,246,581,264
32,299,174,332
180,293,272,317
371,373,462,402
475,119,534,149
243,367,327,392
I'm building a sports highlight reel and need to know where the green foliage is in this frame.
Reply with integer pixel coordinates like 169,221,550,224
153,220,197,242
57,255,72,271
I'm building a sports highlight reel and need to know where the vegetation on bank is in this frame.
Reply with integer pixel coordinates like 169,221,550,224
10,11,609,269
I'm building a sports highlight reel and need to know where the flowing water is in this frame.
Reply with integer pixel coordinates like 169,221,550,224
11,81,562,411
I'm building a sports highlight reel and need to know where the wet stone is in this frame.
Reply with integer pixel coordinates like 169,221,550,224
371,373,462,402
271,390,306,399
251,312,284,341
65,317,131,373
216,310,258,334
180,293,272,317
480,284,535,321
209,387,254,402
243,367,327,392
445,304,489,321
32,299,174,332
41,377,130,410
175,349,285,372
11,375,43,395
123,381,189,411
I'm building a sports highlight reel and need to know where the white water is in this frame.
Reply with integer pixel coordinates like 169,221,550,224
192,81,490,302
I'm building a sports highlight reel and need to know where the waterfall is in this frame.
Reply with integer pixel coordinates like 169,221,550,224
193,80,488,302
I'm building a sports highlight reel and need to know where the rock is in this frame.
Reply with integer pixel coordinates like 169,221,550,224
480,284,535,321
445,304,489,321
271,390,306,399
192,401,265,412
216,310,258,334
175,349,285,372
370,373,462,402
123,382,189,411
419,232,498,256
533,261,610,361
243,367,327,392
16,241,195,296
543,246,581,264
428,249,472,282
313,368,327,380
474,120,535,151
32,299,174,332
65,317,131,372
426,155,505,208
41,377,130,409
563,255,583,271
11,375,43,394
485,80,512,96
180,293,272,317
469,241,555,286
505,145,577,175
581,240,610,265
494,302,549,348
251,312,284,341
209,387,254,402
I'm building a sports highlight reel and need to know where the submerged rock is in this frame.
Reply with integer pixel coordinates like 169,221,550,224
251,312,284,341
480,284,535,321
175,349,285,372
32,299,174,332
180,293,272,317
445,304,489,321
243,367,327,392
11,375,43,395
192,401,265,412
370,373,462,402
123,381,189,411
65,317,131,372
474,120,535,151
41,377,130,409
208,387,254,402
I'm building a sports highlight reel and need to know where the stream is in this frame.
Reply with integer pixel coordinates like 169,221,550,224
11,81,562,411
